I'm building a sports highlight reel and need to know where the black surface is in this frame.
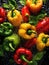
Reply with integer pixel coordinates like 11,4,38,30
0,0,49,65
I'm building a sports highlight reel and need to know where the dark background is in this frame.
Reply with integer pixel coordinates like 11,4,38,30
0,0,49,65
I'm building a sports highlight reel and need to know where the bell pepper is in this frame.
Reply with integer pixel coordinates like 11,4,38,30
7,9,23,27
36,33,49,51
21,6,30,22
26,0,43,14
0,22,13,36
36,17,49,34
18,23,37,39
0,7,6,23
14,48,44,65
24,38,37,49
3,34,20,52
13,48,32,65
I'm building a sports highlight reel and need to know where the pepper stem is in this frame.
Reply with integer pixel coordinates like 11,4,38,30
12,10,14,17
33,0,37,4
9,43,15,51
11,10,16,17
42,36,49,43
27,29,36,35
21,55,32,63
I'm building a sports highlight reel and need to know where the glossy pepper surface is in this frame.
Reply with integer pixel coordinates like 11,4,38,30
3,34,20,52
21,6,30,22
7,10,23,27
36,17,49,34
14,48,32,65
26,0,43,14
0,22,13,36
18,23,36,39
24,38,37,49
36,33,49,51
0,7,6,23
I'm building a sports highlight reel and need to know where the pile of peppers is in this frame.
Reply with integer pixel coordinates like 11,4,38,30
0,0,49,65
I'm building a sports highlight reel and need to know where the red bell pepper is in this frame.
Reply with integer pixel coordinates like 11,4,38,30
24,38,37,49
21,6,30,22
0,7,6,23
36,17,49,34
14,48,32,65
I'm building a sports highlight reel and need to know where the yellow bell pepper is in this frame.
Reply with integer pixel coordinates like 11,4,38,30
26,0,43,14
7,10,23,27
18,23,37,39
36,33,49,51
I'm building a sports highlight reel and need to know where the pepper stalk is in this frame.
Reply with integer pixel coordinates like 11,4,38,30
21,51,45,65
21,55,32,64
33,0,37,4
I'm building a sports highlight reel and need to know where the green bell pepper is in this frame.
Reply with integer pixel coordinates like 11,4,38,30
0,22,13,36
3,34,20,52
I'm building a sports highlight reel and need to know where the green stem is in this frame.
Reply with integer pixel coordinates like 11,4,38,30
11,10,16,17
42,36,49,43
27,29,36,35
43,0,46,4
12,10,14,17
21,55,32,64
9,43,15,51
33,0,37,4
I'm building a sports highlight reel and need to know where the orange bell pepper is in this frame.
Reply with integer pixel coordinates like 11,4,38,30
26,0,43,14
